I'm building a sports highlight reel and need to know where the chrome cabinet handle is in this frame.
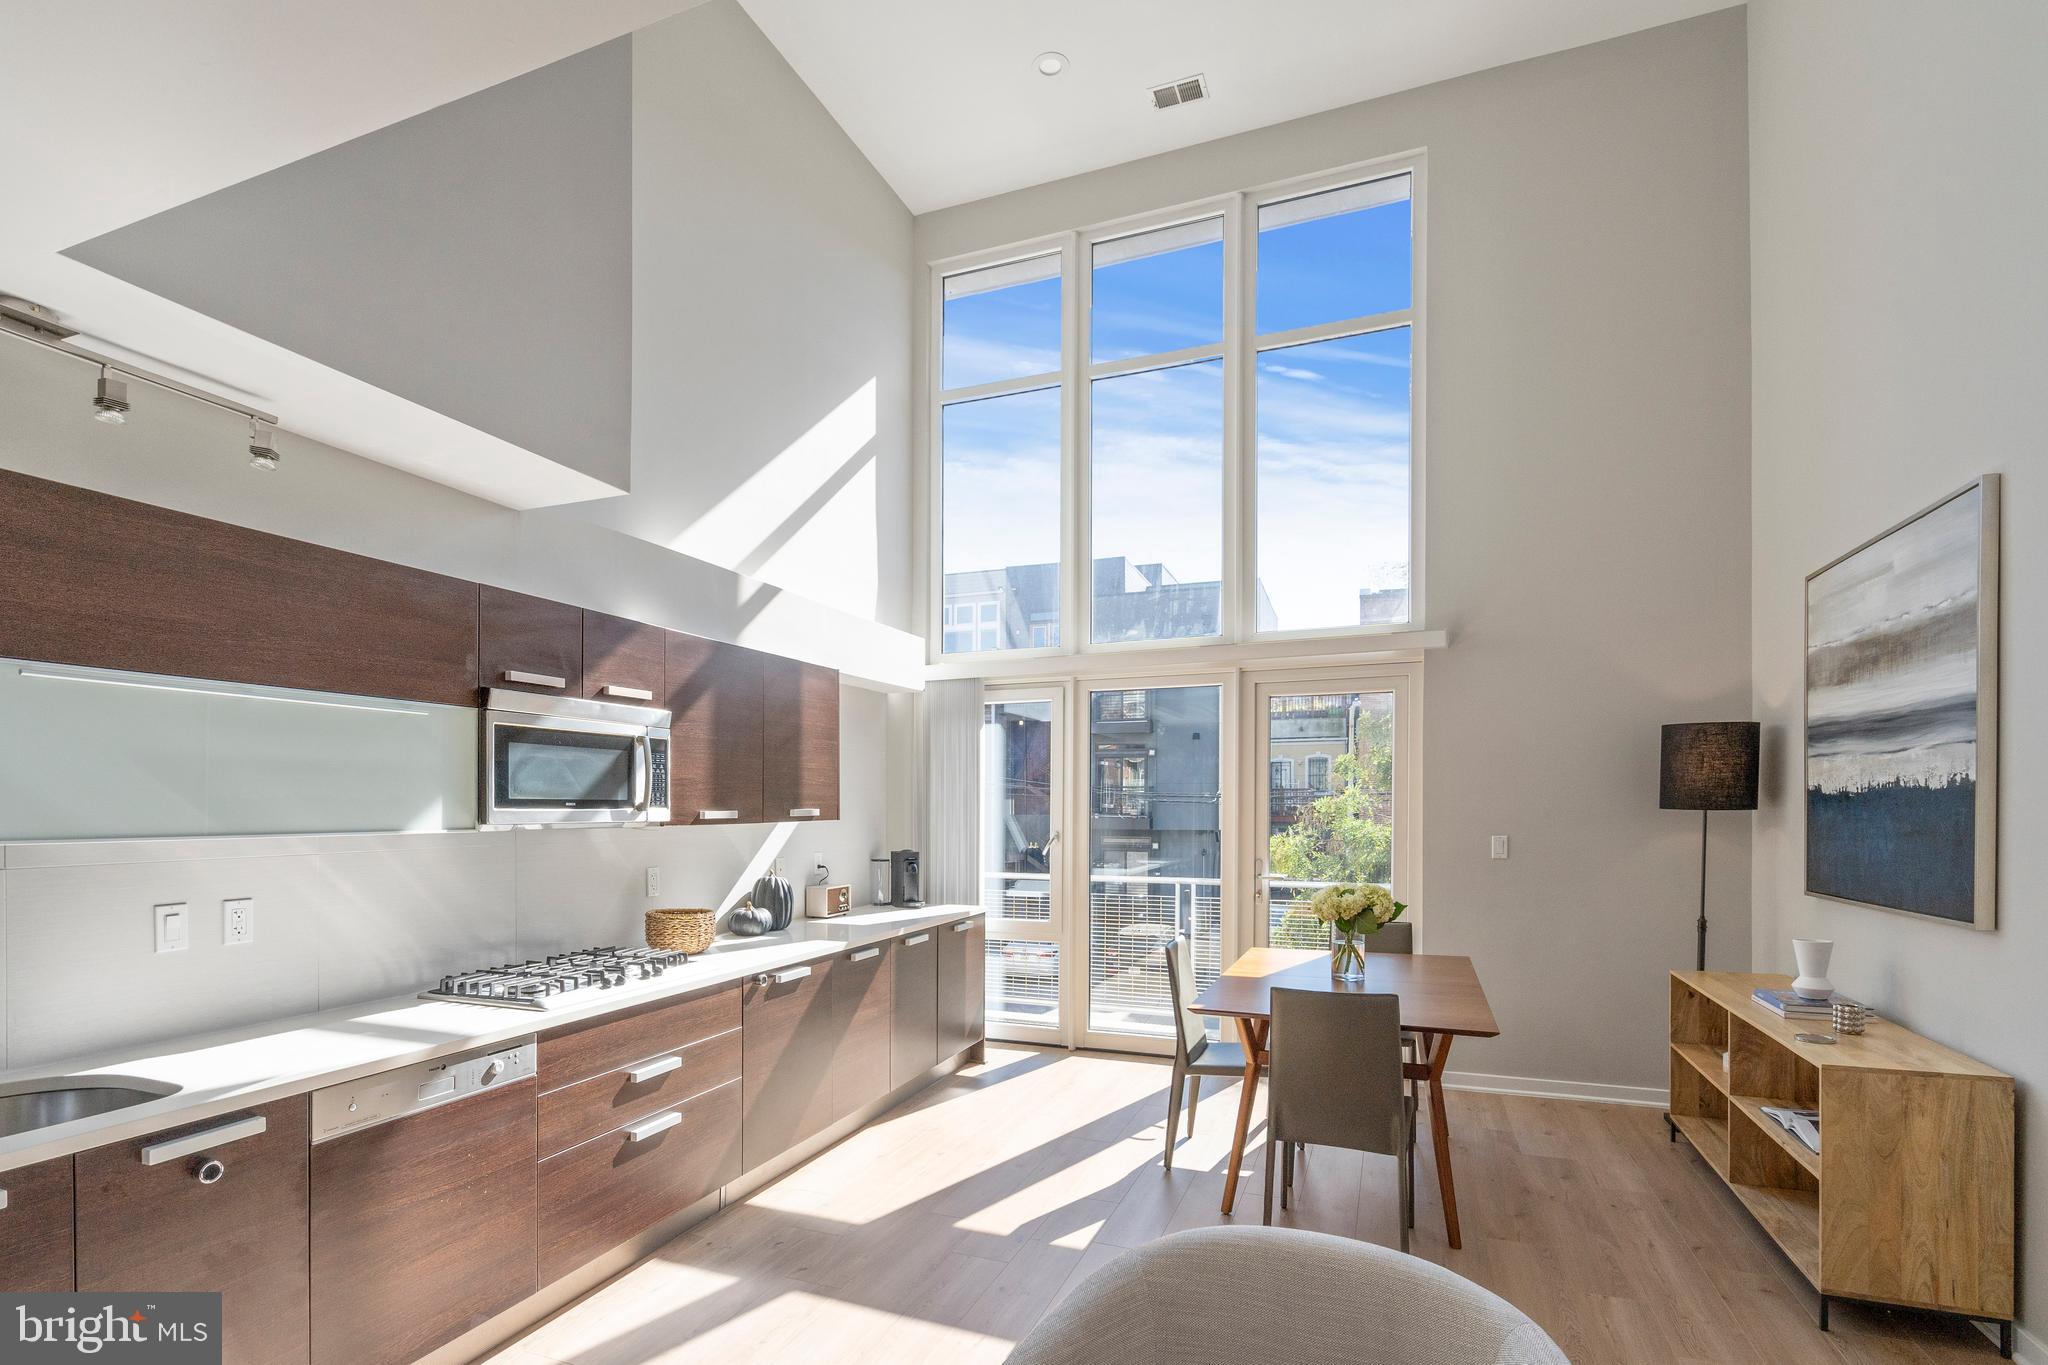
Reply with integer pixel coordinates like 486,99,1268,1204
195,1158,226,1185
141,1114,267,1166
788,807,821,818
905,933,929,946
754,965,813,987
626,1054,683,1084
698,810,740,821
850,947,880,962
0,1188,9,1211
952,921,971,933
502,670,568,689
602,684,654,701
624,1110,682,1142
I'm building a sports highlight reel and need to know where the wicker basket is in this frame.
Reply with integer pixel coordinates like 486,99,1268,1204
645,907,717,955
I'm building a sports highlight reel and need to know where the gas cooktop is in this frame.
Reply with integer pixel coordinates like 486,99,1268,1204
419,946,692,1011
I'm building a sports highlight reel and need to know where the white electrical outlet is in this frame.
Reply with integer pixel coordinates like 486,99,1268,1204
1490,835,1510,860
645,867,661,898
155,903,189,953
223,898,255,945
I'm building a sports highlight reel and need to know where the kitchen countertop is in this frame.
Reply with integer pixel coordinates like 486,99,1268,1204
0,904,984,1173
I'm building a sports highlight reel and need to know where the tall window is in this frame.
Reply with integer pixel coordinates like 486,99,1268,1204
938,255,1063,655
933,160,1419,658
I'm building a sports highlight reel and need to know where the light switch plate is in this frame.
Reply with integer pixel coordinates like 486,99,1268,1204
223,897,255,946
155,902,189,953
1490,835,1510,860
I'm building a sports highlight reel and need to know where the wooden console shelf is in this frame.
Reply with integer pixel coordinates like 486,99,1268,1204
1668,972,2014,1356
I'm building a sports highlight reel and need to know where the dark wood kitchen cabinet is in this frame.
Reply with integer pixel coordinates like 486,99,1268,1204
891,929,941,1088
581,611,666,704
762,658,840,821
310,1078,535,1365
831,941,896,1119
938,916,987,1061
75,1097,311,1365
0,469,479,707
665,633,766,824
0,1155,76,1292
479,585,583,696
741,959,838,1170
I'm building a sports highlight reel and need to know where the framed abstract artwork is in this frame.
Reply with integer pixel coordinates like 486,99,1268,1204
1805,475,1999,928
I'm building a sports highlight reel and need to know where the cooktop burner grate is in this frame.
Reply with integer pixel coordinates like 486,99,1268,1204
419,946,692,1010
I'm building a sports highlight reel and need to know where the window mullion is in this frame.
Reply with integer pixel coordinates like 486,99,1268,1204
1225,191,1254,644
1060,231,1086,657
1252,308,1414,355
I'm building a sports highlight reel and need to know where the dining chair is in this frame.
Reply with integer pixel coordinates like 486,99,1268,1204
1358,921,1422,1129
1262,987,1414,1249
1160,934,1252,1171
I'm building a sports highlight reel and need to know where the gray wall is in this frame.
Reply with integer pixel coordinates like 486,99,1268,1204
0,1,915,1071
1748,0,2046,1349
66,40,635,491
915,11,1753,1096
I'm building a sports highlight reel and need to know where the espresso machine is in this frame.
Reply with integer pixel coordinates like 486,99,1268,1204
889,849,924,908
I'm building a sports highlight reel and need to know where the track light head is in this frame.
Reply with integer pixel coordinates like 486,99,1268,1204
248,417,280,470
92,367,130,425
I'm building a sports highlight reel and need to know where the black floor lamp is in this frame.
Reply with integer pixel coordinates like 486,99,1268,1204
1659,722,1760,971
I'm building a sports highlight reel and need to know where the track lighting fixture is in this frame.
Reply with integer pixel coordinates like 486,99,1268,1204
248,417,280,471
92,366,130,424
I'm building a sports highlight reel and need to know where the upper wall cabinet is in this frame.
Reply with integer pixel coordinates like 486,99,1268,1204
665,633,765,825
0,470,478,707
581,612,665,705
479,586,582,697
763,659,839,822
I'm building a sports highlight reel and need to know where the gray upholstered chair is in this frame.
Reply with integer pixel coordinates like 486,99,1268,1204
1262,987,1414,1248
1003,1225,1568,1365
1160,934,1251,1171
1360,920,1423,1116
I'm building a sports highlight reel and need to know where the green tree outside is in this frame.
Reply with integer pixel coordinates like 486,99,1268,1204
1268,704,1394,949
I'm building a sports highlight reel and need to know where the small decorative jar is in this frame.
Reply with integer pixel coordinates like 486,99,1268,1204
1830,999,1867,1035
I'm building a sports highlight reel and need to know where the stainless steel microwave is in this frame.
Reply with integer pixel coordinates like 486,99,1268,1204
481,690,670,829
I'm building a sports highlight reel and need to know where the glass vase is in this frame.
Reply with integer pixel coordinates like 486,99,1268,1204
1331,928,1368,980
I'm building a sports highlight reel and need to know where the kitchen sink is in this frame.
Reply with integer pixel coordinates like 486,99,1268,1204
0,1076,180,1139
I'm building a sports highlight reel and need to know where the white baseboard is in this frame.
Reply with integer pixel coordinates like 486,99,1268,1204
1443,1070,1669,1109
1979,1317,2042,1362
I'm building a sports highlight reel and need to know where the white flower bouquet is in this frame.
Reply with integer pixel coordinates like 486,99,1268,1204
1307,884,1407,977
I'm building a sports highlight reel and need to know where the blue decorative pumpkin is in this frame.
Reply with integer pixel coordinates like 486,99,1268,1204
753,870,796,931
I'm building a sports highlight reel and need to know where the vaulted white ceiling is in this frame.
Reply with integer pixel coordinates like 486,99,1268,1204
736,0,1735,213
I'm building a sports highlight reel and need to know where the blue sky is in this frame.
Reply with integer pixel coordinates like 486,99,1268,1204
941,192,1412,639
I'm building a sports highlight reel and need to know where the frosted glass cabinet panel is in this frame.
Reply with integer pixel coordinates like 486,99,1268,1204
0,659,476,841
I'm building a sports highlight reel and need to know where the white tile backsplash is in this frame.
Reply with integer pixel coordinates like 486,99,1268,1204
312,837,517,1008
5,855,325,1069
0,690,890,1072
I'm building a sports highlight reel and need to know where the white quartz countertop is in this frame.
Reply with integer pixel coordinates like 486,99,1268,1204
0,904,983,1172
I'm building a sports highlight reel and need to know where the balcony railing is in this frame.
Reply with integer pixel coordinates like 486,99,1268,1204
1092,690,1150,723
1087,874,1222,1037
1091,785,1151,818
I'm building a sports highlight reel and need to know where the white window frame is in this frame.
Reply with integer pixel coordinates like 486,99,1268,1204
925,149,1427,671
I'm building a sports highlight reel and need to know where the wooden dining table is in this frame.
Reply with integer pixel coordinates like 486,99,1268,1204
1190,947,1499,1248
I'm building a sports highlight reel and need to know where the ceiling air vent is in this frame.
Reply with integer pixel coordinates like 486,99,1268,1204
1149,74,1208,110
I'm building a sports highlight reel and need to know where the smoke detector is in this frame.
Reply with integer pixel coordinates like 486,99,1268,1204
1149,74,1208,110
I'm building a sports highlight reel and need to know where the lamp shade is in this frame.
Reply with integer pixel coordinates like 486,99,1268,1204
1659,722,1759,811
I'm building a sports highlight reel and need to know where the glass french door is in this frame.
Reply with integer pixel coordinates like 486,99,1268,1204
979,687,1068,1041
1250,672,1417,950
1077,677,1235,1053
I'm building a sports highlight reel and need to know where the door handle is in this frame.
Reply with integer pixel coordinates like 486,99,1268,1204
904,933,929,946
623,1110,683,1142
698,810,740,821
850,947,880,962
754,965,813,987
0,1188,9,1211
602,684,654,701
952,921,972,933
501,670,567,690
140,1114,267,1166
788,807,821,819
626,1054,683,1084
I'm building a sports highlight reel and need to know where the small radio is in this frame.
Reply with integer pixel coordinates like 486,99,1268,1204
805,883,853,918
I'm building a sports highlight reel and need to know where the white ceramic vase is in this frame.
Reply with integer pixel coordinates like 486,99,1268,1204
1791,938,1835,1000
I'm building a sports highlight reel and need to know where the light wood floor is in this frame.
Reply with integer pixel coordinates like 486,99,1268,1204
488,1045,2005,1365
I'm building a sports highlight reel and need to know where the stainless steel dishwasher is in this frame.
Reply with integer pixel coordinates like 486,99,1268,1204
308,1040,538,1365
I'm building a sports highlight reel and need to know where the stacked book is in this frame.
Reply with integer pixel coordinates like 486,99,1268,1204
1750,987,1856,1019
1760,1105,1822,1153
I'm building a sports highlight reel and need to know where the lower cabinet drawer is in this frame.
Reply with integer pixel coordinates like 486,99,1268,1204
539,1025,741,1158
537,1078,742,1286
538,985,741,1092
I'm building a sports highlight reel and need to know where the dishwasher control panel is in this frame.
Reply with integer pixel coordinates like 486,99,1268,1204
311,1039,536,1142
